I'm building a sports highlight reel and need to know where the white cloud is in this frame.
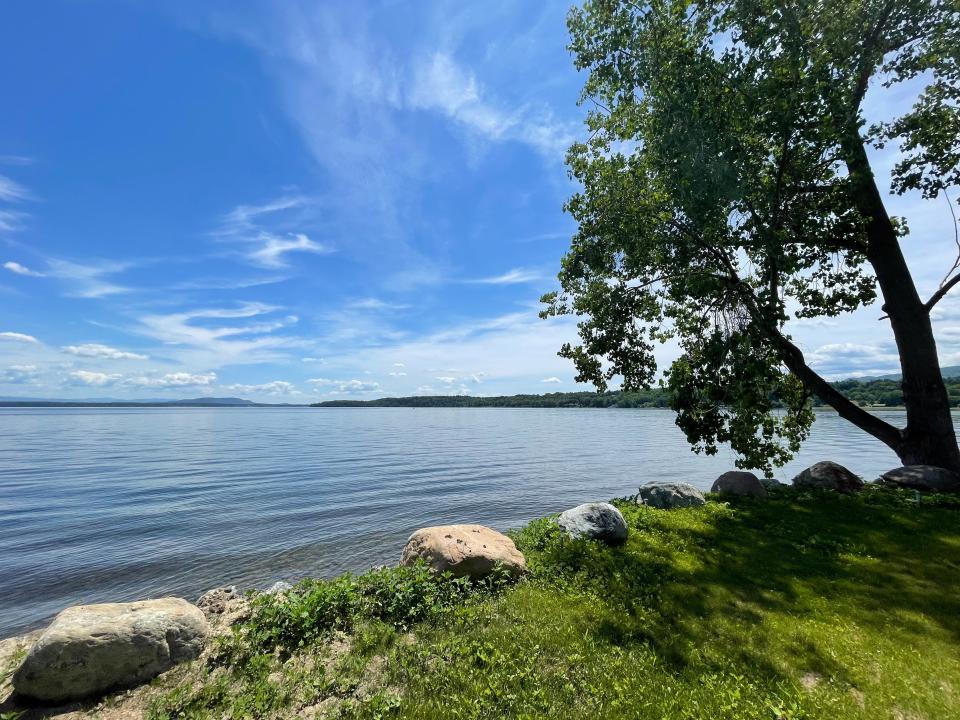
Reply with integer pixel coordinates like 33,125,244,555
388,371,407,376
68,370,123,387
346,298,409,311
65,370,217,389
1,364,40,384
248,232,333,269
220,196,307,234
540,376,561,383
435,376,457,384
407,53,576,157
223,380,298,395
0,174,30,202
62,344,148,360
3,261,44,277
807,342,901,379
307,377,381,394
302,356,325,363
127,372,217,388
467,268,542,285
46,258,132,298
0,210,25,232
135,302,299,367
0,331,39,344
392,362,405,367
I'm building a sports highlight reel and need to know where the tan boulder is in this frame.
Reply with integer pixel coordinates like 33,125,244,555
400,524,526,579
12,597,209,703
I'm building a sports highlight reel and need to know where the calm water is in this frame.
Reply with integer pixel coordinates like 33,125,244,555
0,406,917,637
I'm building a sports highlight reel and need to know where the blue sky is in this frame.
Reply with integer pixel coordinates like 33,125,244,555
1,1,959,402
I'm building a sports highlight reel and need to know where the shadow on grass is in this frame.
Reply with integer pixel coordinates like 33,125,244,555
517,488,960,686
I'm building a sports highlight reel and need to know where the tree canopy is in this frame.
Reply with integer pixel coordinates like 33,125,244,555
544,0,960,473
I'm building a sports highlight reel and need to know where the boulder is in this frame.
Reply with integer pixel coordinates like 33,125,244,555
879,465,960,492
637,482,706,509
557,502,628,545
12,597,209,703
760,478,788,492
791,461,863,493
711,471,768,497
196,585,238,615
400,524,526,580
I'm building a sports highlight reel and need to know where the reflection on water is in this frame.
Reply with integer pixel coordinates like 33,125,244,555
0,406,920,636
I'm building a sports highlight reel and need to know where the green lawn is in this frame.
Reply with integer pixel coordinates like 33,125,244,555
148,487,960,719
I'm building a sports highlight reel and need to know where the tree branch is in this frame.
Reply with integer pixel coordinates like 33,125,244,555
924,273,960,312
718,269,904,451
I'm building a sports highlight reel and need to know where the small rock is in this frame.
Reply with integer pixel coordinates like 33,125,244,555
711,471,767,497
878,465,960,492
12,597,209,704
791,461,863,493
637,482,706,509
400,524,526,580
196,585,238,614
557,502,628,545
265,581,293,595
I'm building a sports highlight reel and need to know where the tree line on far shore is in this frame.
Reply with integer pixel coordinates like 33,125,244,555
313,376,960,409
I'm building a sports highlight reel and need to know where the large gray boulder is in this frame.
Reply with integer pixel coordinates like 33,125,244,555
637,482,706,509
12,598,209,703
879,465,960,492
791,461,863,493
557,502,628,545
711,471,767,498
400,524,527,580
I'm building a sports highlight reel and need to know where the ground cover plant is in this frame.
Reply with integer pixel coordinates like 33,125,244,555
147,487,960,719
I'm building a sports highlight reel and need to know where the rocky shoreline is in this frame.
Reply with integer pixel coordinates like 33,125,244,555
2,461,957,718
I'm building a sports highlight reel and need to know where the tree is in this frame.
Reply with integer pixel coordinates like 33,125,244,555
543,0,960,474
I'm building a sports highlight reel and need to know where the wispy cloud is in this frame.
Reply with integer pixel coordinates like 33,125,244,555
407,52,576,157
67,370,123,387
540,376,561,384
172,275,289,291
223,380,299,396
134,302,300,367
307,377,380,394
345,298,410,311
219,196,307,234
467,267,543,285
0,174,31,202
215,196,333,269
0,331,39,344
62,344,148,360
248,232,332,268
128,372,217,388
0,211,27,232
0,364,40,384
46,258,132,298
67,370,217,388
3,261,44,277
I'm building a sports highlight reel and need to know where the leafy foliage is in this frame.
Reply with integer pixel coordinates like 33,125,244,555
543,0,960,472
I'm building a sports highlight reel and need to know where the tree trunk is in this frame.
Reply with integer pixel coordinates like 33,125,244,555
841,132,960,472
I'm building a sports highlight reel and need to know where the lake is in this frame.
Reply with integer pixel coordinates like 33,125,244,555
0,406,915,638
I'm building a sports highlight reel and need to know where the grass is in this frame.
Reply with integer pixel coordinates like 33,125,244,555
146,486,960,719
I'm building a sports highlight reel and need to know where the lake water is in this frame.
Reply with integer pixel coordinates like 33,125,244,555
0,406,917,638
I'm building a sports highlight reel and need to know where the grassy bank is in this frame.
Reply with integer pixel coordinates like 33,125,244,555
141,487,960,719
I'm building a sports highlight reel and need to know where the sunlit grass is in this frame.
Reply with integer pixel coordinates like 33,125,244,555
148,488,960,719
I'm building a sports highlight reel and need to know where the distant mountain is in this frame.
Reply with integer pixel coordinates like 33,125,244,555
0,396,297,407
849,365,960,382
166,397,257,406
